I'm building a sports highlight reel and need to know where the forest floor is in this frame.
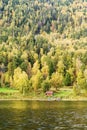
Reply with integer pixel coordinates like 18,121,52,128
0,87,87,101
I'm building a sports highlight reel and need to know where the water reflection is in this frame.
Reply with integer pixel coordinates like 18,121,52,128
0,101,87,130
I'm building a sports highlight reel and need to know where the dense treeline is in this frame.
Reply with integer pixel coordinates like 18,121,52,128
0,0,87,40
0,0,87,95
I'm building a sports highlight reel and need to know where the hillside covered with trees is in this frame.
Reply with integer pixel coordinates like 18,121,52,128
0,0,87,97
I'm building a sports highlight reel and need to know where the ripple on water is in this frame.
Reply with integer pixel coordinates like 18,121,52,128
0,101,87,130
54,126,68,130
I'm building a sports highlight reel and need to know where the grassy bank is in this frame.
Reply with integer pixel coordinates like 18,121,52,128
0,87,87,101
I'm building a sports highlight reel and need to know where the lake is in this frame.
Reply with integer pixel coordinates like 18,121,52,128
0,101,87,130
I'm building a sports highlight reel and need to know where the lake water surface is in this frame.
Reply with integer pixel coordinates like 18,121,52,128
0,101,87,130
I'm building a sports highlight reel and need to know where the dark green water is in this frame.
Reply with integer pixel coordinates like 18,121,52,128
0,101,87,130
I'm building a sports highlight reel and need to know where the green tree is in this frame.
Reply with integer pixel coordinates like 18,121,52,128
42,79,50,92
64,72,72,86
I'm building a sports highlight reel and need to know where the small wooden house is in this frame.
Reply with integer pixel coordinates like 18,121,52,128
46,91,53,96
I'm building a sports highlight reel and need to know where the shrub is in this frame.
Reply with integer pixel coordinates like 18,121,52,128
73,84,80,96
42,80,50,92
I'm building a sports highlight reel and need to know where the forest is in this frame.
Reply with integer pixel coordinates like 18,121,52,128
0,0,87,96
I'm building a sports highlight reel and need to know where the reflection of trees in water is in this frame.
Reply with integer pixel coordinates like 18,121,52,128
11,101,28,109
12,100,40,110
31,101,40,110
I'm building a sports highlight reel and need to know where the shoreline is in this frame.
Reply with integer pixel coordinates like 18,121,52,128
0,87,87,101
0,97,87,101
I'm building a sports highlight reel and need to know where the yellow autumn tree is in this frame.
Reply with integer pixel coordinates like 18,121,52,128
13,67,28,95
50,72,63,90
31,71,42,92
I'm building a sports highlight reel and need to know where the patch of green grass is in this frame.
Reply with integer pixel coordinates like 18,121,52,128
0,87,18,93
54,90,73,98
